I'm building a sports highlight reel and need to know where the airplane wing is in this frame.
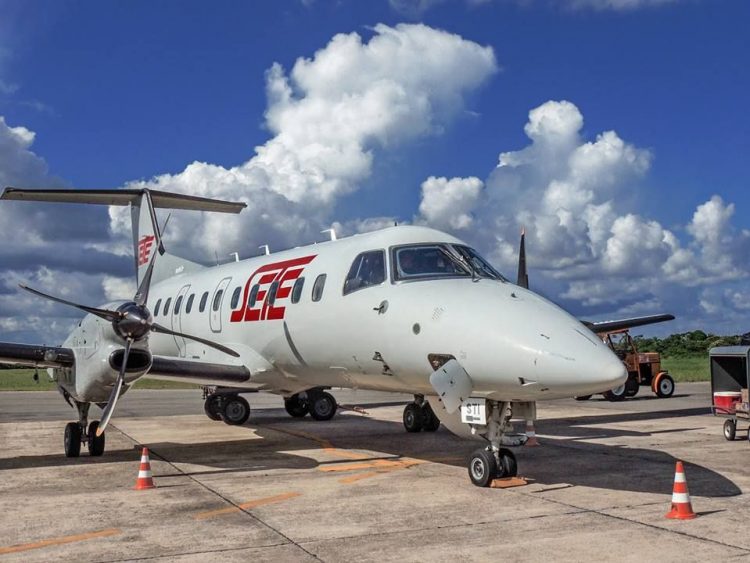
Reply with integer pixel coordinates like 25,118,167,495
0,341,250,386
0,341,75,368
582,314,675,335
146,355,251,385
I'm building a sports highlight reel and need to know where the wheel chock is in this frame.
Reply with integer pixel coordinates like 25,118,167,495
490,476,529,489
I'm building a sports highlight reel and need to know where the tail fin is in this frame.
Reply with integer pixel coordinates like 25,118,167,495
2,187,245,285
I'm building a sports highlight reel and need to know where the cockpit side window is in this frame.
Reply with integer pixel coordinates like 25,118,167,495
343,250,386,295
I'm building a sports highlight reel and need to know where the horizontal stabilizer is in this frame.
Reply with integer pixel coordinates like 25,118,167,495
584,314,675,335
2,187,246,214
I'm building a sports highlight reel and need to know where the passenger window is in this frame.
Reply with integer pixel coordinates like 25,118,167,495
344,250,386,295
185,294,195,314
248,284,259,307
153,299,162,317
291,277,304,304
212,289,224,312
163,298,172,315
199,292,208,312
230,286,241,309
267,281,279,305
174,295,183,314
312,274,327,302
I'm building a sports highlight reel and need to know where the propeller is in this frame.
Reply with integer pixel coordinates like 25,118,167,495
20,242,240,435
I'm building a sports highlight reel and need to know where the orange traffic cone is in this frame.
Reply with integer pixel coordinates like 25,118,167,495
134,447,156,490
665,461,696,519
524,419,539,447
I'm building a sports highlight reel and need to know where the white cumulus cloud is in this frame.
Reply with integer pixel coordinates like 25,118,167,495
110,23,498,262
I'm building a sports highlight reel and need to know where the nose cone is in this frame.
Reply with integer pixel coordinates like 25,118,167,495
520,292,627,396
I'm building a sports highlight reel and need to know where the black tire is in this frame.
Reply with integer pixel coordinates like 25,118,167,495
421,403,440,432
575,395,592,401
204,395,223,421
604,384,627,402
655,374,675,399
747,427,749,444
724,419,736,441
497,448,518,478
64,422,82,458
284,395,309,418
87,421,105,456
625,375,640,397
222,395,250,426
468,448,497,487
309,391,337,421
403,403,423,432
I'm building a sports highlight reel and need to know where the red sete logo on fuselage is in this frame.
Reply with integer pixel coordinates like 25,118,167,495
230,255,316,323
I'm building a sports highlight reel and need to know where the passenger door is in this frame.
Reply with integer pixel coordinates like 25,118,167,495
171,284,191,357
210,277,232,333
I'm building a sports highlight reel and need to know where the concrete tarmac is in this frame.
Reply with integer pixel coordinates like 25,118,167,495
0,383,748,562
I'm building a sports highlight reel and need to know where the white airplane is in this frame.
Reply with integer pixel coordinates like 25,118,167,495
0,187,674,486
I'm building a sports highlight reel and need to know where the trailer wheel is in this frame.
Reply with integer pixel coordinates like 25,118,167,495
723,419,736,441
654,373,675,398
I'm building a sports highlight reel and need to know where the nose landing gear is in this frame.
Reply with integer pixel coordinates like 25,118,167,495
466,400,525,487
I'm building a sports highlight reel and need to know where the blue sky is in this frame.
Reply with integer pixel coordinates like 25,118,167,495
0,0,748,344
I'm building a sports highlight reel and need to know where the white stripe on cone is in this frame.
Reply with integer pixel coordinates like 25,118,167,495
671,492,690,503
674,472,686,483
138,470,153,478
141,455,149,463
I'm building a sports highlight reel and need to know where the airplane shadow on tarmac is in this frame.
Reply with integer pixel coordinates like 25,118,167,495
0,406,741,498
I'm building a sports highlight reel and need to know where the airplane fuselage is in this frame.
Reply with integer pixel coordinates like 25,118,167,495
141,226,625,401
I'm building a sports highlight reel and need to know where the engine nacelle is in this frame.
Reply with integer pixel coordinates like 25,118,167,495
54,311,152,403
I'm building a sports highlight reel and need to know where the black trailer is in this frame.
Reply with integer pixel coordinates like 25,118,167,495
710,346,750,442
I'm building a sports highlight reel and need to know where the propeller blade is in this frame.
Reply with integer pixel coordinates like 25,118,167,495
19,284,121,322
150,323,240,358
516,228,529,289
97,339,130,436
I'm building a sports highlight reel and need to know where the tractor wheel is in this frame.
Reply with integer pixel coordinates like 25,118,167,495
654,373,675,398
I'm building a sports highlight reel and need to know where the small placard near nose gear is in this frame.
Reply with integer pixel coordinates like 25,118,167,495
429,358,473,413
460,398,487,425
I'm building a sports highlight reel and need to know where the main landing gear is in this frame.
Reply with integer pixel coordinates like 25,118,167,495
283,390,338,421
202,389,251,426
403,396,440,433
467,400,525,487
64,401,106,458
202,387,338,425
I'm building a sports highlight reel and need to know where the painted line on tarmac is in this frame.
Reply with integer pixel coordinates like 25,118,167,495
0,528,121,555
320,457,425,483
339,471,381,484
194,492,301,520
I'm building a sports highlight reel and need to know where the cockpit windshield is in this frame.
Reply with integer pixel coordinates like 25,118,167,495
391,244,506,282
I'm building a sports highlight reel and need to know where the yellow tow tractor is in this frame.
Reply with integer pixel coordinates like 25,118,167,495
576,329,676,402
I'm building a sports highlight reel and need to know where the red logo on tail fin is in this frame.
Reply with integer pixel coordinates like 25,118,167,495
137,235,156,266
